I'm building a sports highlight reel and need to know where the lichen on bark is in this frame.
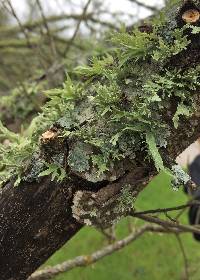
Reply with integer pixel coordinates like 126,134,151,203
0,0,200,225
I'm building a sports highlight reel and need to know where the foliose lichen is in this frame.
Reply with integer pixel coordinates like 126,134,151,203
0,0,199,187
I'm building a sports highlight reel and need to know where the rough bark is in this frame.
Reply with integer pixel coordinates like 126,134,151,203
0,110,200,279
0,1,200,279
0,177,82,280
0,163,152,279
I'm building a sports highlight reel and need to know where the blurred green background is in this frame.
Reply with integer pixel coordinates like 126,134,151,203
43,172,200,280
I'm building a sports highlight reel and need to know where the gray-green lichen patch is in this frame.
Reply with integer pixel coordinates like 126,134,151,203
72,184,137,229
171,164,191,190
67,142,91,173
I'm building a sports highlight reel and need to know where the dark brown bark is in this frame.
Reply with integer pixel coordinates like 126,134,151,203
0,177,82,280
0,163,151,280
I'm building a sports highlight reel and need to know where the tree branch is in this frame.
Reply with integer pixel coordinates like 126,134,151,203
128,0,159,12
28,224,177,280
133,213,200,235
63,0,92,56
2,0,31,47
175,234,190,280
134,200,200,216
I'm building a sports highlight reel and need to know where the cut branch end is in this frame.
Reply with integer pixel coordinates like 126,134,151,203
41,130,57,141
182,9,200,23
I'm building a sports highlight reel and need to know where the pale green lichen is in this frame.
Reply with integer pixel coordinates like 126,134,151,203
117,185,136,213
171,165,191,190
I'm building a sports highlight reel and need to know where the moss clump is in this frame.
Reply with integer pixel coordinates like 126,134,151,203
0,1,200,186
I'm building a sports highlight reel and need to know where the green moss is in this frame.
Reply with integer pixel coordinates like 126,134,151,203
0,82,43,121
0,0,200,186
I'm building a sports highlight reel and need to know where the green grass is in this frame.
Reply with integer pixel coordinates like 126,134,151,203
44,172,200,280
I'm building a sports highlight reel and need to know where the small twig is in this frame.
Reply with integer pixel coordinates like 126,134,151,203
133,213,200,235
175,206,188,220
165,212,177,223
128,0,159,12
2,0,31,47
134,201,200,216
35,0,57,58
63,0,92,57
175,199,197,221
99,225,116,243
175,234,190,280
127,217,134,233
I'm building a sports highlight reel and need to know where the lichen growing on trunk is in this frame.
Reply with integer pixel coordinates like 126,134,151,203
0,0,200,190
